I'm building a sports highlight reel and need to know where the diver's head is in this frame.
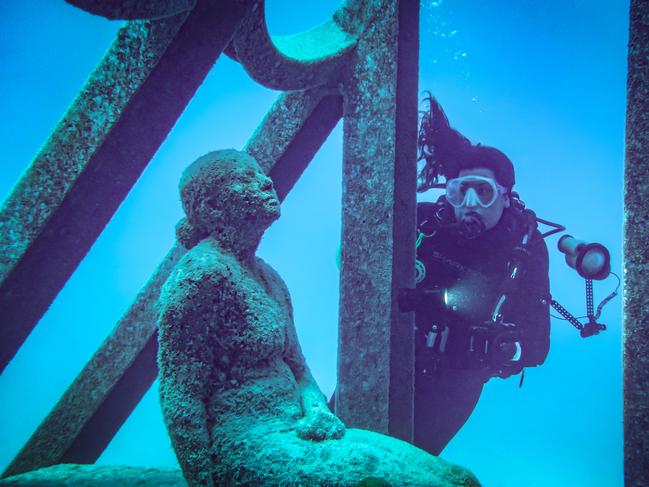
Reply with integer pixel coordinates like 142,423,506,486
416,96,515,192
450,144,515,194
444,143,514,232
447,167,511,231
416,95,516,232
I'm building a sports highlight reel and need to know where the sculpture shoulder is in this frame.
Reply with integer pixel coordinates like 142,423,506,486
161,239,240,306
254,256,293,309
180,238,241,278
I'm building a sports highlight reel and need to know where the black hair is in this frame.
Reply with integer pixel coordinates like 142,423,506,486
417,93,515,192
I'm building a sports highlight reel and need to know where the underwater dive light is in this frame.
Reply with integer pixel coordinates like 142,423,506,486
558,235,611,280
398,287,448,314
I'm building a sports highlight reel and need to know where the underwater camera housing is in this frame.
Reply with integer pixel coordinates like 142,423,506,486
467,322,522,370
398,287,523,371
407,192,617,342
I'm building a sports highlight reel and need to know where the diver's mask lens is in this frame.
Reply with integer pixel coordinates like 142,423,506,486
445,176,506,208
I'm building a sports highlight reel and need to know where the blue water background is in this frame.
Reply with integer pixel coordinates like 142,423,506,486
0,1,627,485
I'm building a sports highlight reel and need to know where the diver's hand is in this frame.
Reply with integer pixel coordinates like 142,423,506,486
296,406,345,441
483,321,523,379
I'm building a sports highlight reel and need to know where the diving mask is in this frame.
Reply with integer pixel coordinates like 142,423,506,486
445,175,507,208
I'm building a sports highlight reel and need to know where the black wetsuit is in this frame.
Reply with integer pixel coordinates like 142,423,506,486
413,201,550,455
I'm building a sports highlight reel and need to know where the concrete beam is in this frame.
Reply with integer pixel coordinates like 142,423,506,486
231,0,356,90
0,0,254,373
2,246,182,477
624,0,649,484
246,90,343,198
64,0,196,20
3,0,419,473
336,0,419,441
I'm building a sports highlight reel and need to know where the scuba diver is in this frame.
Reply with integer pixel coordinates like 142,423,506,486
401,95,551,455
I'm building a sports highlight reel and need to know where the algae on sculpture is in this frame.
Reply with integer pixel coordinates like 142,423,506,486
157,149,479,486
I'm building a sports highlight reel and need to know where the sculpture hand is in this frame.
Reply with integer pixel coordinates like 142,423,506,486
296,407,346,441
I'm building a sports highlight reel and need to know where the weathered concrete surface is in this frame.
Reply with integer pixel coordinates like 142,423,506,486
247,90,343,199
65,0,196,20
0,464,186,487
336,0,419,441
157,150,478,487
232,0,357,90
3,86,342,477
0,0,254,373
2,246,181,478
624,0,649,485
0,14,185,372
245,88,341,175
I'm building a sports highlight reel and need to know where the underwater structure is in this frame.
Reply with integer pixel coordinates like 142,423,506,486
0,0,643,485
0,0,458,485
624,0,649,485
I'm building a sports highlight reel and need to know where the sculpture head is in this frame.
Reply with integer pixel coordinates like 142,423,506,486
177,149,280,249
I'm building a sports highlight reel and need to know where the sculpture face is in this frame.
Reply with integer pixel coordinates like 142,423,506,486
196,157,281,234
227,161,281,224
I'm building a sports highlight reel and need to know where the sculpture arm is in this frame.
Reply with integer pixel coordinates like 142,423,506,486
258,259,345,440
158,263,217,487
288,341,345,441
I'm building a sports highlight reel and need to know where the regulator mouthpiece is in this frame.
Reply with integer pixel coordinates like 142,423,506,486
558,235,610,280
459,213,485,239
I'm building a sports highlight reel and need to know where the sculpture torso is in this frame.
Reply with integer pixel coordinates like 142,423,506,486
169,238,303,428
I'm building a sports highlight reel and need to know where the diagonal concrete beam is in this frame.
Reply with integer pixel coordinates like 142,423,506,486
0,0,256,374
2,87,342,478
336,0,419,441
624,0,649,484
2,245,182,478
64,0,197,20
246,89,343,197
